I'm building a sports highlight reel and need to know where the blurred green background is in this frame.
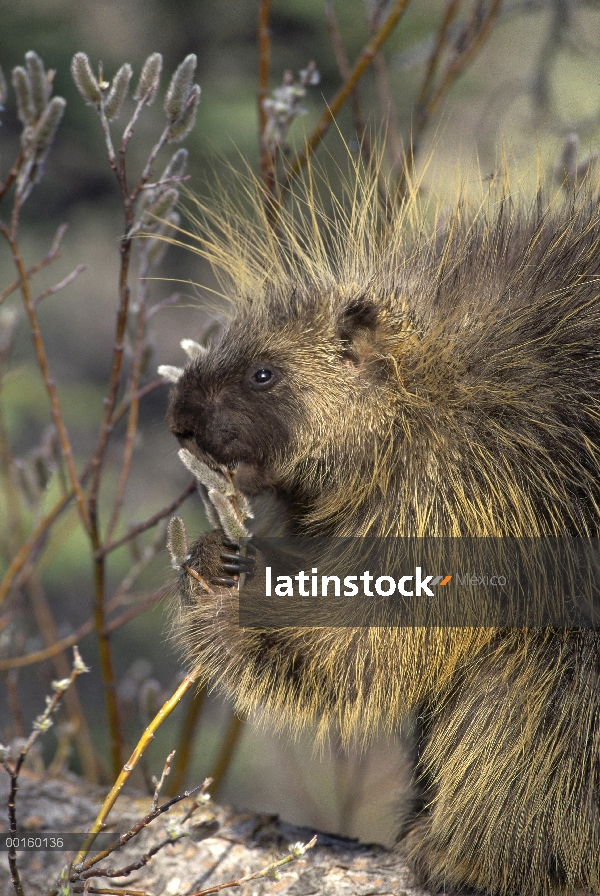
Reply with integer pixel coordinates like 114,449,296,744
2,0,600,845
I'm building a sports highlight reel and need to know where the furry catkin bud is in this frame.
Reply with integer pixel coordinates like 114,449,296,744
198,486,219,529
158,364,183,383
134,52,162,105
180,338,206,360
177,449,235,497
143,186,179,225
25,51,49,117
71,52,102,107
104,62,132,120
12,66,34,124
164,53,197,121
32,96,66,148
161,148,188,182
72,646,89,674
207,488,250,539
167,516,189,569
167,84,200,143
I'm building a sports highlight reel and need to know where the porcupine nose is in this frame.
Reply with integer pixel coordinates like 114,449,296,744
192,394,242,462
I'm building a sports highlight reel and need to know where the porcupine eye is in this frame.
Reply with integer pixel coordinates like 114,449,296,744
247,365,278,391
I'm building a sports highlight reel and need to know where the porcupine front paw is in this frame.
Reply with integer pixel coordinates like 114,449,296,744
215,536,256,586
179,529,256,601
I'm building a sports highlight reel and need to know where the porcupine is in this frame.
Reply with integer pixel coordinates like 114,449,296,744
165,163,600,896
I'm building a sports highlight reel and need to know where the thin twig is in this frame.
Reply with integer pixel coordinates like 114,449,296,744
188,836,318,896
92,551,122,777
32,264,87,308
105,294,148,541
0,588,168,671
76,782,201,875
78,831,179,880
325,1,374,168
100,481,196,558
26,575,98,782
367,0,405,177
73,888,151,895
281,0,411,194
73,672,199,867
0,223,90,532
258,0,274,198
1,648,88,896
415,0,460,116
0,150,25,205
152,750,175,810
85,123,134,774
128,124,173,205
0,223,69,303
183,565,214,593
103,588,169,634
146,292,181,318
396,0,502,198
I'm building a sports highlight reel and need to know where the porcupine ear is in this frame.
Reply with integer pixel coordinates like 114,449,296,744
335,295,379,367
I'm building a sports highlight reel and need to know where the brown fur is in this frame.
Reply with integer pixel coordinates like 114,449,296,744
167,166,600,896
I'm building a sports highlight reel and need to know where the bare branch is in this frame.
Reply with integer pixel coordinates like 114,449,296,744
281,0,411,193
32,263,87,307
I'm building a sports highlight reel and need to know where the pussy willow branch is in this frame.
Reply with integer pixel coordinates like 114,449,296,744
0,222,69,303
415,0,460,118
86,96,176,775
2,650,87,896
105,272,149,542
396,0,502,198
258,0,275,199
74,782,203,877
0,588,169,672
100,479,196,558
367,1,404,179
280,0,411,195
33,264,87,307
26,575,98,782
0,223,90,532
324,1,374,171
187,836,318,896
73,672,199,868
0,150,25,205
0,378,170,606
128,123,173,204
